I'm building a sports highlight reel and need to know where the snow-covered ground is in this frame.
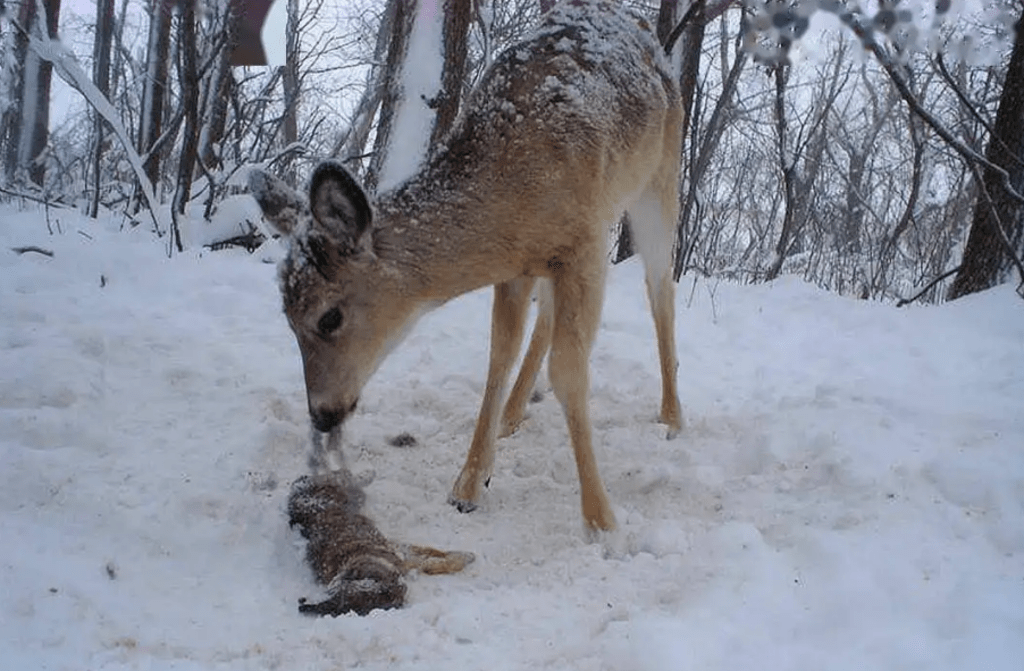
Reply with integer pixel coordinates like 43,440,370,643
1,203,1022,670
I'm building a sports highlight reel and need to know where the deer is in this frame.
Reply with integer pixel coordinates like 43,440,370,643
249,0,683,533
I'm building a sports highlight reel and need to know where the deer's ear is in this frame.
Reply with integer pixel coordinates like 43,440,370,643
309,161,373,255
248,168,307,237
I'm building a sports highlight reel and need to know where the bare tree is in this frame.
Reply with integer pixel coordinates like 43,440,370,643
136,0,173,207
764,55,838,282
948,11,1024,298
280,0,301,181
365,0,414,193
431,0,473,146
171,0,199,253
366,0,473,193
673,18,747,280
89,0,116,217
199,2,238,173
4,0,61,187
334,0,398,169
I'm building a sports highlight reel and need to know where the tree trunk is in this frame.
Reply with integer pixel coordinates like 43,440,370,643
137,0,172,208
674,20,743,280
2,0,30,183
765,63,797,282
334,0,397,171
89,0,115,217
365,0,414,194
280,0,301,183
199,3,239,174
948,13,1024,299
228,0,271,66
8,0,61,187
171,0,199,253
430,0,472,146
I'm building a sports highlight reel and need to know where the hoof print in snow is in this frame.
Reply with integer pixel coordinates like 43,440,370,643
288,472,474,617
388,432,418,448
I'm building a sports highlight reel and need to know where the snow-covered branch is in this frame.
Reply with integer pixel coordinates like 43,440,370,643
21,21,167,235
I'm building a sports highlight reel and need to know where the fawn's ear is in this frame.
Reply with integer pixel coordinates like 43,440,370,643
248,169,308,237
308,161,373,256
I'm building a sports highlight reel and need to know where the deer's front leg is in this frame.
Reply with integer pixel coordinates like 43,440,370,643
450,277,534,512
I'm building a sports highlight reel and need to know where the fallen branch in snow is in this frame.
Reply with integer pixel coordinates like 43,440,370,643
897,265,961,307
10,245,55,258
0,185,69,207
203,228,266,253
288,429,474,616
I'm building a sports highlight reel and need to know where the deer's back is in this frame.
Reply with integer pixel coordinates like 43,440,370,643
433,1,678,204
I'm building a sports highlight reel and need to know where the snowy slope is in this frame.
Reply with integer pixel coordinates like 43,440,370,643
1,203,1022,670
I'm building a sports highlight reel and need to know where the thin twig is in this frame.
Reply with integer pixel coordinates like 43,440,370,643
10,246,55,257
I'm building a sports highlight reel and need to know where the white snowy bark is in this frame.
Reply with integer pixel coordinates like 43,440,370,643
376,0,445,193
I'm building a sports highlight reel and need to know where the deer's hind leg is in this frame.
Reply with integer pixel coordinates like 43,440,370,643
500,278,554,437
450,276,534,512
549,261,616,532
626,169,683,438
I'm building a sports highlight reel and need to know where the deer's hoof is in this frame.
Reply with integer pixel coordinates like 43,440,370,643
447,494,478,514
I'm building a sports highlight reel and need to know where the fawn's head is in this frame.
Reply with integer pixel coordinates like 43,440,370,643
249,162,418,432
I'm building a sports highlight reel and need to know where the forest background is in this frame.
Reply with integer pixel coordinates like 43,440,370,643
1,0,1022,304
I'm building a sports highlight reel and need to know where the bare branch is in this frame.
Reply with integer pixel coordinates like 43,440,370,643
10,245,55,257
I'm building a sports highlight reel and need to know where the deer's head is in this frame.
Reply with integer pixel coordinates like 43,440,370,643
249,163,419,432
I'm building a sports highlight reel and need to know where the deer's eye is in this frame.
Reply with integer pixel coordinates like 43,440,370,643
317,307,343,335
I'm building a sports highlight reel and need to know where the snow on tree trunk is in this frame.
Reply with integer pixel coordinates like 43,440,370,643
0,15,21,184
375,0,445,194
10,0,60,187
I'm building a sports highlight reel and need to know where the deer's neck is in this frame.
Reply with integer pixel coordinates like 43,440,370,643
372,169,519,303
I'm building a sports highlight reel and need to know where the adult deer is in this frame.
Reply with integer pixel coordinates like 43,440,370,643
249,0,683,532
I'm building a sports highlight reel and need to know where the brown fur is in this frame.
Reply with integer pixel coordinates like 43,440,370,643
288,471,474,616
252,0,684,533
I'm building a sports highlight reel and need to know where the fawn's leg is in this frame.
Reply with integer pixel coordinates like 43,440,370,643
627,187,683,437
449,277,533,512
399,545,476,575
549,267,616,532
500,278,554,437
